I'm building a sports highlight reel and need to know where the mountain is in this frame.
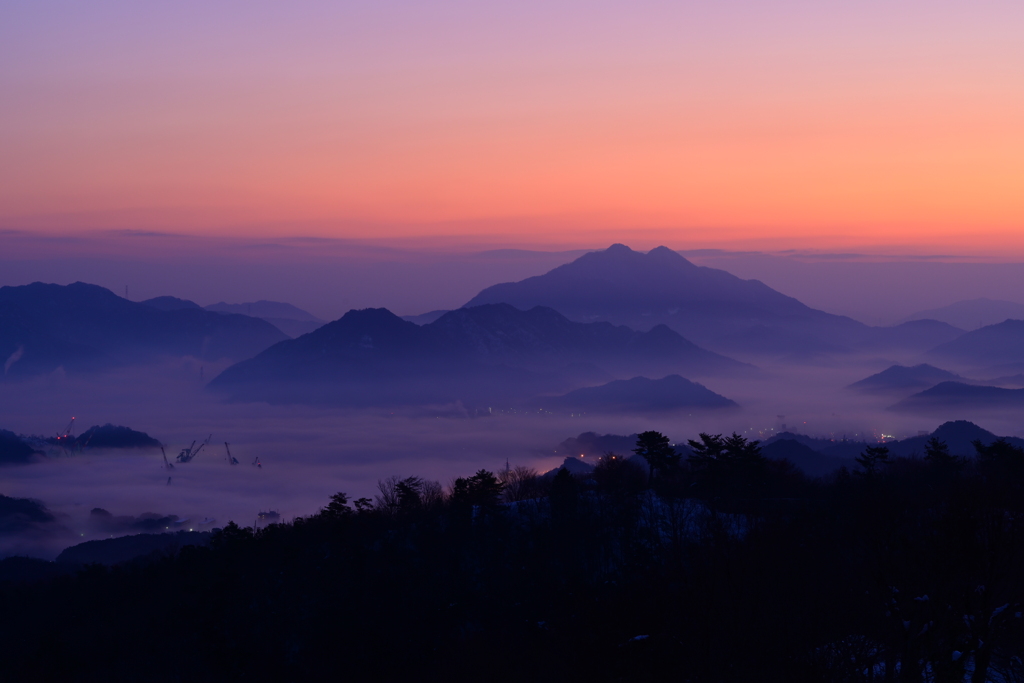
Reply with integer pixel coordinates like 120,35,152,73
554,432,640,459
928,319,1024,369
0,282,288,378
987,373,1024,387
541,457,596,479
862,320,964,351
761,422,1024,461
402,310,450,326
209,304,750,406
891,381,1024,411
205,300,325,338
68,424,161,450
887,420,1024,457
56,530,210,566
761,431,868,460
902,298,1024,330
537,375,737,415
848,364,964,394
0,429,39,465
465,244,910,356
761,439,853,478
141,296,202,311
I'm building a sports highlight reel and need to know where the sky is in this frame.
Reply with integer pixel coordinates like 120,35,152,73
2,1,1024,254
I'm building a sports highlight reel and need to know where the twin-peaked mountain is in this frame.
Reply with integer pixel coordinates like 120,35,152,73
0,282,287,378
465,244,963,355
208,304,748,406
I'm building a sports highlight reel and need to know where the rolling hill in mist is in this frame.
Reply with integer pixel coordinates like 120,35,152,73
903,297,1024,330
464,244,964,356
143,296,326,338
847,364,964,394
205,301,325,338
536,375,737,414
0,282,287,378
891,382,1024,411
928,318,1024,371
209,303,748,406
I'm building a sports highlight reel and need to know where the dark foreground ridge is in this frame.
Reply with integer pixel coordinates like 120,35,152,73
2,429,1024,682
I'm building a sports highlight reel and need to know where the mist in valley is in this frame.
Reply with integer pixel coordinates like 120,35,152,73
3,346,1020,560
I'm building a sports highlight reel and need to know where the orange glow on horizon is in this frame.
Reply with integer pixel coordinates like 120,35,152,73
2,2,1022,256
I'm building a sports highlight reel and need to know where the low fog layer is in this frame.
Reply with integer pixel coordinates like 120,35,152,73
3,353,1023,560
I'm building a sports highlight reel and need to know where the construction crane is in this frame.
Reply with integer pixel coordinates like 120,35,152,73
176,434,212,463
57,417,75,439
225,442,238,465
53,417,76,455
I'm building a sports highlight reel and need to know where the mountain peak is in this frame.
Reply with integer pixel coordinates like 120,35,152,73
463,242,855,354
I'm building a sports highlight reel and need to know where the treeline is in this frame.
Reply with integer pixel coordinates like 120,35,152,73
2,432,1024,682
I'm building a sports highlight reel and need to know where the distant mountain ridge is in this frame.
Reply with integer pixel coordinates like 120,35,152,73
848,364,964,394
464,244,962,356
209,303,750,406
536,375,737,414
1,282,287,378
928,319,1024,370
902,298,1024,330
891,382,1024,411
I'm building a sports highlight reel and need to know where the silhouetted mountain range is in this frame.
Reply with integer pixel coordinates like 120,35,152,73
760,439,855,478
209,303,749,405
142,296,325,338
761,421,1022,472
206,301,325,338
553,432,640,459
61,424,161,450
55,530,210,566
464,244,963,356
928,319,1024,370
891,382,1024,411
0,282,287,378
141,296,202,311
847,364,964,394
536,375,737,414
902,298,1024,330
886,420,1024,456
761,431,868,460
401,310,451,326
0,430,39,465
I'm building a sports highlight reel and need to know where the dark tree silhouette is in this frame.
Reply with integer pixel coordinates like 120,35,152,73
923,437,961,471
549,467,579,520
451,469,504,508
854,444,890,478
633,431,679,483
322,492,354,519
687,432,767,500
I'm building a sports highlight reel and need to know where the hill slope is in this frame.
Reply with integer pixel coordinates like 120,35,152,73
538,375,737,414
848,364,964,394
